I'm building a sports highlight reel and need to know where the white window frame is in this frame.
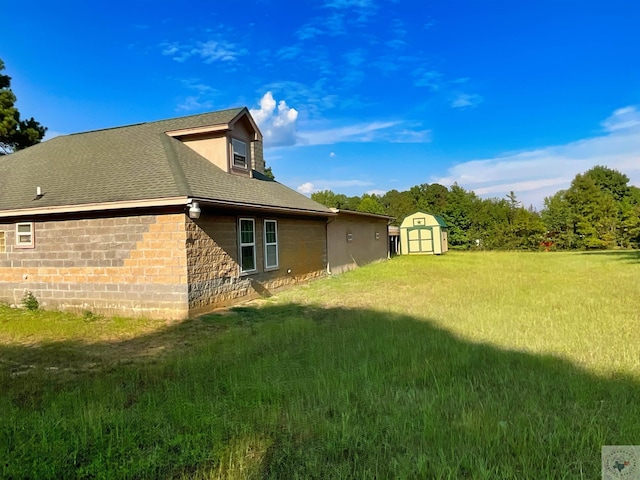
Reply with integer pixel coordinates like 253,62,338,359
15,222,34,248
263,219,279,270
232,138,248,169
238,218,256,274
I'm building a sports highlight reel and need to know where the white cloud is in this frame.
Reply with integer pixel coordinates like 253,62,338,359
330,151,336,157
297,182,316,194
392,128,432,143
366,189,387,196
161,40,245,64
297,121,399,145
249,91,430,147
451,93,483,109
414,69,443,91
176,96,213,112
601,106,640,132
437,105,640,208
250,92,299,147
174,79,218,112
197,40,245,63
297,179,374,194
325,0,375,8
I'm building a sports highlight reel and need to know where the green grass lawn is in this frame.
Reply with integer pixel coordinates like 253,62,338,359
1,251,639,479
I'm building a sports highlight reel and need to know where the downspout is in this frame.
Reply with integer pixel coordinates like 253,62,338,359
387,217,393,259
326,215,337,274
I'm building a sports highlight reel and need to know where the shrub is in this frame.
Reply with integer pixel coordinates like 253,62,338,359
21,291,39,311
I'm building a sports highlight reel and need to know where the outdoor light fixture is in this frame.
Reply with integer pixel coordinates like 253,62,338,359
188,201,201,219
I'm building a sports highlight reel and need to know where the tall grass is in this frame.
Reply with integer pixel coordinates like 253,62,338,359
1,251,639,478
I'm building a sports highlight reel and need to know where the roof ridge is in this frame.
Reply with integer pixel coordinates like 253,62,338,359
160,134,193,197
66,107,246,137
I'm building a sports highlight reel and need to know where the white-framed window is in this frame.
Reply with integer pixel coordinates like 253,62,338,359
15,223,34,248
0,232,5,253
239,218,256,273
232,138,248,169
264,219,279,269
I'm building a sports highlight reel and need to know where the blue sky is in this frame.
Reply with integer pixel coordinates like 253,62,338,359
4,0,640,208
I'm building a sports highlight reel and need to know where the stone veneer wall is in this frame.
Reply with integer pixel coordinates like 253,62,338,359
187,214,327,314
250,140,265,174
0,213,189,319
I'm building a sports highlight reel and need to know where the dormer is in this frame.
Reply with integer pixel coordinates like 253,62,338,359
166,108,265,176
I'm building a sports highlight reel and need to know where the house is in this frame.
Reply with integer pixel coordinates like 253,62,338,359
399,211,449,255
327,209,392,274
0,107,374,319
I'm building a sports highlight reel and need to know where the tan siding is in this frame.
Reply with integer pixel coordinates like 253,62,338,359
0,214,189,319
327,213,389,274
186,214,327,315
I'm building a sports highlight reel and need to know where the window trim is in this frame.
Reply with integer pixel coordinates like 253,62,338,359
15,222,34,248
0,231,6,253
263,219,279,270
238,218,257,274
231,138,248,170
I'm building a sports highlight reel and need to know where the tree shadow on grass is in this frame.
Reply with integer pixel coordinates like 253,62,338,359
580,250,640,264
1,303,639,479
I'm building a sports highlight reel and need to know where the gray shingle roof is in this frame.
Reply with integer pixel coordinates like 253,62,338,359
0,108,332,216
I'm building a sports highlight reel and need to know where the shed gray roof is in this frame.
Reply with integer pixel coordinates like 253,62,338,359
0,108,332,217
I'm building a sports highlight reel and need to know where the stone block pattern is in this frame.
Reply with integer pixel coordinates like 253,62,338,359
251,140,265,174
187,215,327,314
0,214,188,319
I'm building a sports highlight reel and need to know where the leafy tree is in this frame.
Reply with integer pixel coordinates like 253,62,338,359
409,183,449,215
0,59,46,154
584,165,630,202
618,197,640,248
311,190,348,209
506,191,521,210
311,190,362,211
565,173,617,249
264,166,275,180
380,189,417,225
541,190,577,249
442,184,476,249
356,194,385,215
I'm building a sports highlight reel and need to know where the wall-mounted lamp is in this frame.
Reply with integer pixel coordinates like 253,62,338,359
188,201,201,219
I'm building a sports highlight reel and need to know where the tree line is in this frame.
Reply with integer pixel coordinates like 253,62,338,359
311,165,640,250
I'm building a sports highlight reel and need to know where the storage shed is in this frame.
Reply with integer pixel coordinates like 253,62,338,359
399,212,448,255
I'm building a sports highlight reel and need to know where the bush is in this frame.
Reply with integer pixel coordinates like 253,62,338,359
21,291,39,311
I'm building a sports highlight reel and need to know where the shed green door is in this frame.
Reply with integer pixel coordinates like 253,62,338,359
407,226,433,253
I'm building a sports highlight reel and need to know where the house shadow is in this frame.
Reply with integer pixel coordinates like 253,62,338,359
1,303,639,478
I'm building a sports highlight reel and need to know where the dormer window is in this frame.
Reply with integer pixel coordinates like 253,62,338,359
232,139,247,169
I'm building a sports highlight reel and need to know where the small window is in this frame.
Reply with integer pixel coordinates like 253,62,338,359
232,139,247,169
264,220,279,269
15,223,34,248
0,232,5,253
239,218,256,273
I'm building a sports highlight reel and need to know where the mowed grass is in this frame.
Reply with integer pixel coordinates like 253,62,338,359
1,251,640,479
